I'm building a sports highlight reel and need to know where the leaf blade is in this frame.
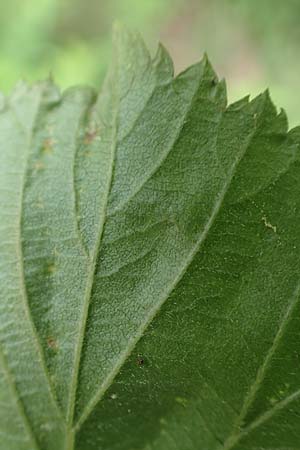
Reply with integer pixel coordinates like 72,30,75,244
1,26,300,450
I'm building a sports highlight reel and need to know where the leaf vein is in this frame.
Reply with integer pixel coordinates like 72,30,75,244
223,280,300,450
0,345,40,450
9,95,63,417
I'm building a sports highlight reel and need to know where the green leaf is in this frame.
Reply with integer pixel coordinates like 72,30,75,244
1,23,300,450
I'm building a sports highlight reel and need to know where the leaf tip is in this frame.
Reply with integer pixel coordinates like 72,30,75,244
154,42,174,78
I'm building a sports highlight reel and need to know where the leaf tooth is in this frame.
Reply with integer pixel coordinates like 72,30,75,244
153,43,174,81
227,95,250,111
112,21,151,72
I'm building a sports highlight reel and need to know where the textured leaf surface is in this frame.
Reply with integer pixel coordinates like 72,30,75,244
1,24,300,450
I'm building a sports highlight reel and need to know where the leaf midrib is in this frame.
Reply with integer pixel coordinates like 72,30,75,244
65,76,120,440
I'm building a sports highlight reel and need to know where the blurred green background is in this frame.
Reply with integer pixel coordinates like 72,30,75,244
1,0,299,126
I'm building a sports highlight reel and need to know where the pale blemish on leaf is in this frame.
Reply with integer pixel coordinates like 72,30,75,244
84,125,101,144
52,246,60,257
83,149,92,158
269,397,277,405
47,264,56,274
33,161,45,171
47,337,58,352
262,216,277,233
175,397,188,408
42,138,55,155
35,199,44,209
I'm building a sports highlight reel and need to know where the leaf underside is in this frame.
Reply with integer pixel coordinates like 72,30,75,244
1,24,300,450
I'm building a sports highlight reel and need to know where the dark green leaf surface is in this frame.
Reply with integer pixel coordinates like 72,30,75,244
1,24,300,450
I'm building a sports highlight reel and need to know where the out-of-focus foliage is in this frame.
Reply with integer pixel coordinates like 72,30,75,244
0,0,299,125
0,0,180,91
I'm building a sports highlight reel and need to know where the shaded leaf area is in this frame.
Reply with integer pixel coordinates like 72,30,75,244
0,25,300,450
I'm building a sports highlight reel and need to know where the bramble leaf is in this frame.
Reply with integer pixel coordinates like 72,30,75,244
1,24,300,450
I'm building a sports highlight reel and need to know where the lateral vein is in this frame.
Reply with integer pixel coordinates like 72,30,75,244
223,280,300,450
10,96,63,416
0,345,40,450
